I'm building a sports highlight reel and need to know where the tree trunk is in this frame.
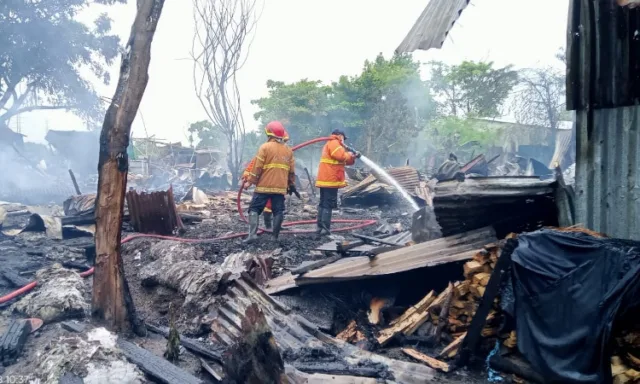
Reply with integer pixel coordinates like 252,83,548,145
222,303,287,384
93,0,165,333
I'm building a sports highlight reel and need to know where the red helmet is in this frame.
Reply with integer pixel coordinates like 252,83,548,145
265,121,286,139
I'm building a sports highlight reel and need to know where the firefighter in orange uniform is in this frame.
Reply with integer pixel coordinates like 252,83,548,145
243,121,296,243
315,129,360,236
241,129,289,230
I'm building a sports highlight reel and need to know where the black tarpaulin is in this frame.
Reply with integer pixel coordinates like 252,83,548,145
503,229,640,383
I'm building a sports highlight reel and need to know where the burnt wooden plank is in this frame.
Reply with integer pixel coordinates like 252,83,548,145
2,270,31,288
118,339,203,384
0,319,30,366
291,255,342,275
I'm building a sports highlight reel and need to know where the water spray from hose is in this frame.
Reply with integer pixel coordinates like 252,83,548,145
357,155,420,212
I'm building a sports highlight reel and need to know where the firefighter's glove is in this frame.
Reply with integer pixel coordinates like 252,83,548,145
354,151,362,158
287,185,301,199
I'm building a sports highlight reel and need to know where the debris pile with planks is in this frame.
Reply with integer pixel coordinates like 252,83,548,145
6,171,638,383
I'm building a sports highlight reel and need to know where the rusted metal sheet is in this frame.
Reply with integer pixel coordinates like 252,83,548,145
575,106,640,240
566,0,640,110
210,275,435,383
63,194,96,216
125,187,184,235
396,0,470,53
342,166,420,198
433,177,558,237
266,227,496,294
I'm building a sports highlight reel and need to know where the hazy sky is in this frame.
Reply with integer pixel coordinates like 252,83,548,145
12,0,569,144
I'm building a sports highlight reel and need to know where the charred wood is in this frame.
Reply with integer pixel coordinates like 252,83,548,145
221,303,287,384
93,0,165,333
489,353,544,384
402,348,450,373
2,269,31,288
0,319,30,366
68,169,82,195
290,255,342,275
118,339,203,384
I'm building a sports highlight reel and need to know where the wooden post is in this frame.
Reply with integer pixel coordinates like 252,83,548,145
68,169,82,195
92,0,165,333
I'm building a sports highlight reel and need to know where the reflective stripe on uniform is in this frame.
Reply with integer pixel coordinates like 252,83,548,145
255,186,287,194
315,180,347,187
320,157,344,165
256,156,265,161
263,163,290,171
330,146,343,156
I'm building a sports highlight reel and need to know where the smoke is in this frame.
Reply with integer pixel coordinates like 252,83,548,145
0,142,76,205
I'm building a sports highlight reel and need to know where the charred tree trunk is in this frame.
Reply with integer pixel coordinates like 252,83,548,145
92,0,165,333
222,303,287,384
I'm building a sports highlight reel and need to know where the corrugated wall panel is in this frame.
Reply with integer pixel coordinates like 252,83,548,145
575,106,640,239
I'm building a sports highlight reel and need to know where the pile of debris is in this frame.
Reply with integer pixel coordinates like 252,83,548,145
342,166,431,207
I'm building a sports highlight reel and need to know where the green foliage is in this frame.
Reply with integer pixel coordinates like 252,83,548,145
429,60,518,118
0,0,125,126
252,53,436,163
187,120,226,149
335,54,435,162
251,79,334,144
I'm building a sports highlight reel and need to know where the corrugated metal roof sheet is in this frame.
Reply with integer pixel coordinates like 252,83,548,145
566,0,640,110
575,107,640,240
396,0,471,53
210,276,436,383
566,0,640,240
433,177,558,236
266,227,496,293
343,166,421,198
125,187,184,235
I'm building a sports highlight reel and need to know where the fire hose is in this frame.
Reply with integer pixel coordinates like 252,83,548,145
236,136,376,234
0,137,376,304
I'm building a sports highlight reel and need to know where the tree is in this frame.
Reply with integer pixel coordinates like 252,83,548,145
93,0,165,334
192,0,260,188
337,54,435,163
187,120,226,150
241,130,262,164
0,0,124,129
251,54,434,165
252,79,334,144
511,50,568,143
429,61,519,118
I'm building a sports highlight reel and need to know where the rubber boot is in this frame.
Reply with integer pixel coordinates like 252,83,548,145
263,211,273,230
321,208,333,235
315,207,324,237
243,211,260,244
272,213,284,242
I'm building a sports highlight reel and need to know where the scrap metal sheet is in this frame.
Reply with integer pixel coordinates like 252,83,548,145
267,227,495,293
396,0,471,53
210,276,436,383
